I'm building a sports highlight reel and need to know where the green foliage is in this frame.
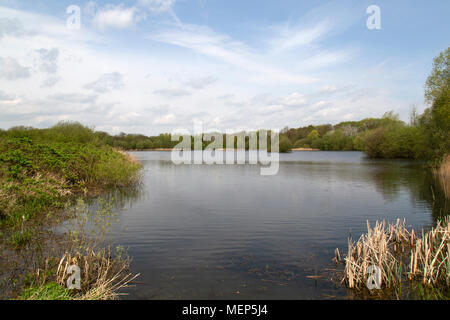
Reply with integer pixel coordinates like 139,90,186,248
278,135,293,153
420,47,450,165
425,47,450,104
307,129,320,140
8,229,33,249
0,123,141,228
106,132,177,150
321,130,354,151
410,283,450,300
19,282,72,300
362,124,421,159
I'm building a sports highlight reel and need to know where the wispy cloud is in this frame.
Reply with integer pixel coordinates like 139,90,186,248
149,24,316,84
137,0,176,12
269,21,331,54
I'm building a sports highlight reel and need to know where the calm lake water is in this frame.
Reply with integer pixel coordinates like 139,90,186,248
100,151,447,299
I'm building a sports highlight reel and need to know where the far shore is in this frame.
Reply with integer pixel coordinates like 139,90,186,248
291,148,320,151
129,148,321,152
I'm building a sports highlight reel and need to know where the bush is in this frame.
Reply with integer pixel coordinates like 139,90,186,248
363,124,421,159
278,135,292,153
294,138,309,148
0,130,141,226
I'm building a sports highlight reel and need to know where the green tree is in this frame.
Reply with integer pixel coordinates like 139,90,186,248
425,47,450,104
307,129,320,140
422,47,450,164
278,135,293,153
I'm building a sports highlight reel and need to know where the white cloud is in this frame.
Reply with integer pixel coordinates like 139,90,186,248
0,90,18,103
0,17,25,38
84,72,124,93
153,113,176,124
35,48,59,74
320,85,338,94
93,5,140,30
41,76,61,88
283,92,307,107
0,57,30,80
47,93,98,104
185,76,217,89
153,88,191,98
260,104,284,115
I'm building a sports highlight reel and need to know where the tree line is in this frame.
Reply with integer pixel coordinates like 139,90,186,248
0,48,448,165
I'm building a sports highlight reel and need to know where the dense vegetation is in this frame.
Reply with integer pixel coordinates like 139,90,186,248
0,122,141,229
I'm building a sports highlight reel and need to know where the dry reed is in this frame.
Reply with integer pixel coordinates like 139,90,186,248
433,155,450,199
27,199,139,300
338,218,450,294
56,246,139,300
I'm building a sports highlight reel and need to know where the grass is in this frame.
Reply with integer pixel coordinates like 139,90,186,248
18,282,72,300
8,229,33,249
336,218,450,299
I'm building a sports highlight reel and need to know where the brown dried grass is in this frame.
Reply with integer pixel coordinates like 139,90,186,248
338,218,450,292
434,155,450,199
56,246,139,300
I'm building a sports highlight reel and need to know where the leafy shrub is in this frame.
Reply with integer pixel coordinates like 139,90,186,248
0,128,141,226
278,135,293,153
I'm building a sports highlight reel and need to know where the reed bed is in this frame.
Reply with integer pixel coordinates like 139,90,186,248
56,246,139,300
21,199,139,300
337,218,450,297
433,155,450,199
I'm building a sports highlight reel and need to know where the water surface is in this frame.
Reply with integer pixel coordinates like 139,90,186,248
103,151,447,299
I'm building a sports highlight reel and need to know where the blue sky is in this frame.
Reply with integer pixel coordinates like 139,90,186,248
0,0,448,135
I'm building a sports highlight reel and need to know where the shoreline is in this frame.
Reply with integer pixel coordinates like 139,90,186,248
291,148,321,151
128,148,322,152
0,131,142,300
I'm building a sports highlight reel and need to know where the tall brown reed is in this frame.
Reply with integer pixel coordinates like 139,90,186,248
29,199,139,300
338,218,449,295
433,155,450,199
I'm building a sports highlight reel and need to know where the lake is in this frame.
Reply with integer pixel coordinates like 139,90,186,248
100,151,447,299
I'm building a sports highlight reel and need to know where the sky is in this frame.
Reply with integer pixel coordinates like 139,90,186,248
0,0,449,135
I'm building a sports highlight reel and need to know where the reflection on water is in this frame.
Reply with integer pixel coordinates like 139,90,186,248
95,151,448,299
